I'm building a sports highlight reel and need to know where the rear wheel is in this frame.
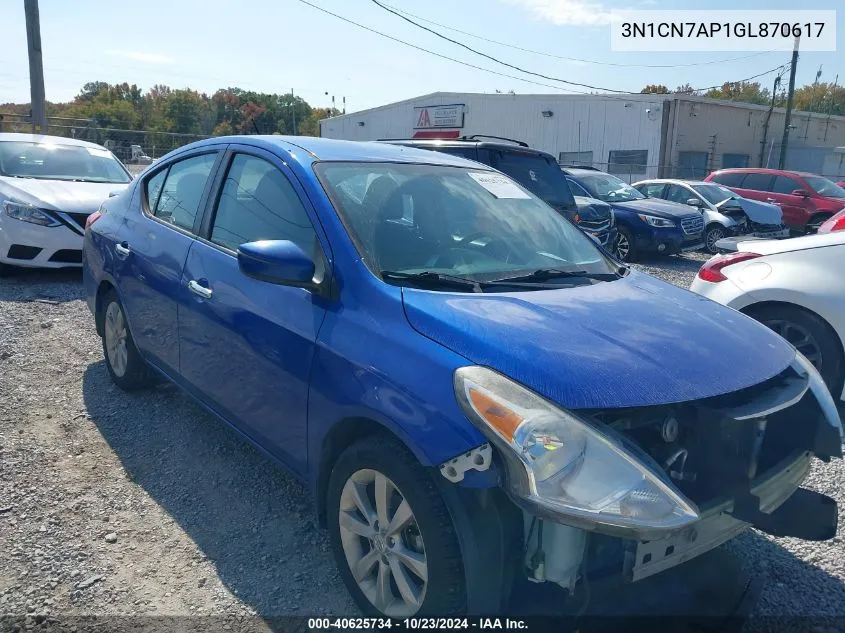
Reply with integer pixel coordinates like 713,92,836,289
327,436,466,617
101,292,154,391
613,227,637,262
704,224,728,254
746,304,844,395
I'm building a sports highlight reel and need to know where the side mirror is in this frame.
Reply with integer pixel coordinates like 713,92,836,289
238,240,316,288
791,189,810,198
686,198,702,207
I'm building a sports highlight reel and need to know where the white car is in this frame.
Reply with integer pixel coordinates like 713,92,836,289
690,231,845,409
633,179,789,254
0,133,131,273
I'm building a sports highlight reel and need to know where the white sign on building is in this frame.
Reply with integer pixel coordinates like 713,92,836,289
413,104,465,129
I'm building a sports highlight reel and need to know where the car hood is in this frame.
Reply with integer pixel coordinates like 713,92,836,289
402,271,795,410
0,176,128,213
612,198,700,219
719,197,783,225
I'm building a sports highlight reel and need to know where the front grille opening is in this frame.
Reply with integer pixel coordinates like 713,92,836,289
67,212,91,227
7,244,42,260
48,249,83,263
582,368,810,506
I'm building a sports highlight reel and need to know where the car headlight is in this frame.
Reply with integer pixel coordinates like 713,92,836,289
637,213,676,228
3,201,60,227
454,366,699,536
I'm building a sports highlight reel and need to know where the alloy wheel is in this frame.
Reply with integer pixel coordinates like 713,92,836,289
104,302,129,377
765,319,823,370
614,232,630,260
338,469,428,617
706,227,726,253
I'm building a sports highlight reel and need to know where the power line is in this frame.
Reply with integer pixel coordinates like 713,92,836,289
369,0,630,93
292,0,581,93
369,0,788,96
379,2,781,69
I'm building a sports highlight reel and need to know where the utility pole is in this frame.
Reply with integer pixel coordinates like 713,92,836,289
778,36,799,170
759,73,782,167
24,0,47,133
823,74,838,142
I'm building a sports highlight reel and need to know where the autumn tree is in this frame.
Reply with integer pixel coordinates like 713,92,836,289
641,84,669,94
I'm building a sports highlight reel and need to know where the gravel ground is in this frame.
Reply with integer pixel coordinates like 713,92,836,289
0,254,843,628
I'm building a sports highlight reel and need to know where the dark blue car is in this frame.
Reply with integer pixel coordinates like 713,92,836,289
564,168,704,261
83,136,841,618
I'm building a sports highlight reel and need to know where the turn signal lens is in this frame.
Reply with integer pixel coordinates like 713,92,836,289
85,210,103,229
697,252,761,283
467,387,524,441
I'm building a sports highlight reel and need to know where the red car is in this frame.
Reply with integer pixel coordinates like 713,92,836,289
705,168,845,233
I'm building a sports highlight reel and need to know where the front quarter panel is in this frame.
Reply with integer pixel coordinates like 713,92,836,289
307,266,486,484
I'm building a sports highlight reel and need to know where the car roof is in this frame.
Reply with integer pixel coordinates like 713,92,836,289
0,132,111,150
382,138,555,158
176,136,492,170
635,179,713,186
711,167,819,178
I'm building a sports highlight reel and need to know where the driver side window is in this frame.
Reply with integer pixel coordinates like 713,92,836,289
666,184,695,205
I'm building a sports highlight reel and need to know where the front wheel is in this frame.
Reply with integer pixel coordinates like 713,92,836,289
613,227,637,262
704,224,728,254
327,436,466,617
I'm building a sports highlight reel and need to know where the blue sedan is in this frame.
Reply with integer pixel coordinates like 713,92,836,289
83,136,841,617
564,168,705,261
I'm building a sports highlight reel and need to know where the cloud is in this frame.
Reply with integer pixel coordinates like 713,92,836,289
503,0,615,26
110,50,174,64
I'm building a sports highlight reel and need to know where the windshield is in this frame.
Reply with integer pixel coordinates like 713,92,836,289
691,183,735,205
803,175,845,199
0,141,130,183
491,150,576,210
316,162,618,286
575,173,645,203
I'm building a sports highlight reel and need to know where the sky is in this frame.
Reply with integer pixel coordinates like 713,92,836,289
0,0,842,113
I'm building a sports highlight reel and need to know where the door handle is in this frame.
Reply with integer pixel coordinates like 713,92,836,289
114,242,130,257
188,280,213,299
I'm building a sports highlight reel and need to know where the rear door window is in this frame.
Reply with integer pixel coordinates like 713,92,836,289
738,172,774,192
491,150,576,209
148,153,218,232
710,172,746,187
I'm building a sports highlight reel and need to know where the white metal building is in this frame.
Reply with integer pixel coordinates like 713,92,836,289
319,92,845,181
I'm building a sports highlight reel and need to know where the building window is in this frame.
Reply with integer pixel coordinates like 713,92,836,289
607,150,648,176
676,151,709,179
559,151,593,166
722,153,750,169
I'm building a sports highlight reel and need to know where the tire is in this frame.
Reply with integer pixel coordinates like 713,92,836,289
747,304,844,395
100,291,155,391
806,213,832,234
704,224,728,254
613,227,637,262
327,435,466,617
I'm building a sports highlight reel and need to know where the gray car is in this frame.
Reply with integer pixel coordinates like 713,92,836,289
634,179,789,253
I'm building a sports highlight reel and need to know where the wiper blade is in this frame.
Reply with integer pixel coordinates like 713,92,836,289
381,270,483,293
494,267,623,283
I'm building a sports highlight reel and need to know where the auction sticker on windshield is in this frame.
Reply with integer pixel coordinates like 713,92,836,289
468,172,531,199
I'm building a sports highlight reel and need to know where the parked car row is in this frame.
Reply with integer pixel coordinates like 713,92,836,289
81,135,842,618
705,168,845,234
3,131,843,619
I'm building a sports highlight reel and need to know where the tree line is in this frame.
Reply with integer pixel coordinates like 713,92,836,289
1,81,340,138
640,80,845,116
